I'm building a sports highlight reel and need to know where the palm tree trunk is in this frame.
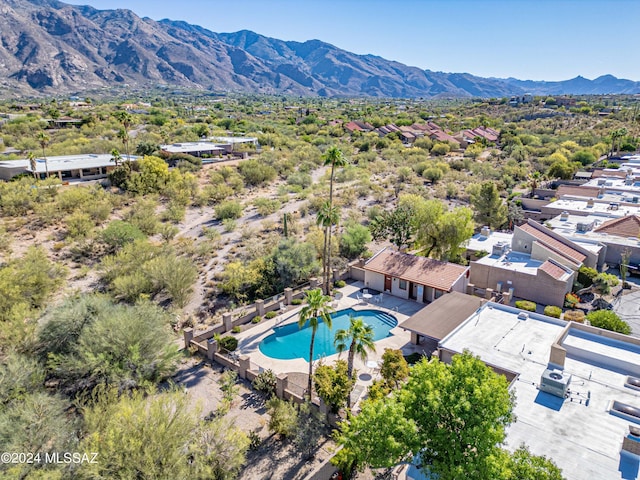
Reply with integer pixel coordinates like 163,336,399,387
347,342,356,380
325,164,336,295
308,328,316,398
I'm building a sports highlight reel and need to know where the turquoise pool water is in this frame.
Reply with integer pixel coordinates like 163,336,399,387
259,308,397,361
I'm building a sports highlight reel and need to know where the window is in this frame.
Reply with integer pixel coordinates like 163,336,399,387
399,279,407,290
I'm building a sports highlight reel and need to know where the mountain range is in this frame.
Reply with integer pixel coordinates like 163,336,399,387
1,0,639,98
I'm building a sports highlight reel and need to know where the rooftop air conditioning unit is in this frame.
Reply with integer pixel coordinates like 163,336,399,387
517,312,529,320
576,222,593,233
597,179,606,185
560,211,569,221
492,242,509,256
540,368,571,398
480,226,491,237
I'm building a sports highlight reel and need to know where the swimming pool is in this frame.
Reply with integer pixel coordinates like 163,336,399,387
259,308,398,361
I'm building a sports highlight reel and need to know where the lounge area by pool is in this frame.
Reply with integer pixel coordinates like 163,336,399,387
259,308,398,361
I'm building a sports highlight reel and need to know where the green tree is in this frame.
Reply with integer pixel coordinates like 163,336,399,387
369,203,417,251
407,195,475,260
380,348,409,389
339,222,372,259
0,246,66,323
81,387,248,480
0,393,77,478
505,445,564,480
269,238,321,290
334,315,376,381
0,353,45,406
313,360,354,413
332,395,416,478
547,160,578,180
321,146,348,294
126,155,170,195
469,181,508,229
402,353,514,479
298,288,333,398
586,310,631,334
334,352,515,480
39,295,180,395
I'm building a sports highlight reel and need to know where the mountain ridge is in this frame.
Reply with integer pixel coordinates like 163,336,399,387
1,0,639,98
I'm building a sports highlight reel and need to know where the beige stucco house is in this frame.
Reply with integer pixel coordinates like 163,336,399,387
363,248,469,304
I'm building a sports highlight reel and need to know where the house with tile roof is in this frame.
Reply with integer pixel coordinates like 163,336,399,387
467,220,598,307
363,248,469,303
547,213,640,267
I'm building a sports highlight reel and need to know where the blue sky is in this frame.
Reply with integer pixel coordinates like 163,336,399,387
63,0,640,81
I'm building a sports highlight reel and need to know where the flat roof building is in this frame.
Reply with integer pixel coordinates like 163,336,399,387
429,299,640,480
0,154,138,181
160,142,225,157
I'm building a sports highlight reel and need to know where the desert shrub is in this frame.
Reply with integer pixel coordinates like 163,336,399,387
216,200,243,220
101,220,146,251
265,311,277,319
238,159,277,186
543,306,562,318
252,369,277,396
577,266,597,287
266,397,297,437
231,326,242,334
334,280,346,288
291,298,303,305
586,310,631,334
251,315,262,324
563,310,585,323
218,336,238,352
515,300,537,312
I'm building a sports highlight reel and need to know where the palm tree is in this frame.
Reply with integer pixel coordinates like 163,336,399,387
528,171,541,198
321,146,347,294
316,201,340,290
114,111,133,161
297,288,333,398
37,131,50,178
110,148,122,167
27,151,37,179
334,315,376,382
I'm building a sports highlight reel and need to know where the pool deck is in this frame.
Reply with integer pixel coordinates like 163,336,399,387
235,282,426,393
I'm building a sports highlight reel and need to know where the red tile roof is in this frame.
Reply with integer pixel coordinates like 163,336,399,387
539,260,570,280
594,215,640,238
517,222,586,264
364,249,468,291
555,185,601,198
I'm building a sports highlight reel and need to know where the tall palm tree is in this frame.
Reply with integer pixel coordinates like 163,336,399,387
37,131,50,178
298,288,333,398
114,111,133,161
110,148,122,167
27,151,37,179
316,201,340,288
321,146,347,294
334,315,376,382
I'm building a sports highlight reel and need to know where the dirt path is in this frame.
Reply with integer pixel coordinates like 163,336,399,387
172,357,335,480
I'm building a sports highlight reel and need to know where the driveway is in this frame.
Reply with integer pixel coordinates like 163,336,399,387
612,289,640,338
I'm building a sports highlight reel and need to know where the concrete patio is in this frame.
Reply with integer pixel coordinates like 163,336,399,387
234,281,427,397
